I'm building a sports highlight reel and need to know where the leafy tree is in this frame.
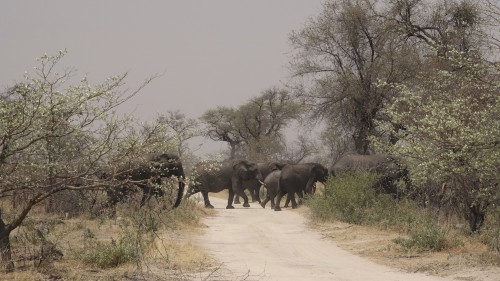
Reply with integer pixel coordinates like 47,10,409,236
201,106,243,158
385,0,487,57
238,88,301,159
374,51,500,232
201,87,301,160
0,51,163,271
289,0,421,155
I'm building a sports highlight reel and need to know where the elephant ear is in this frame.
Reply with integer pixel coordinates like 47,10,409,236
268,162,284,171
233,161,249,178
312,164,329,183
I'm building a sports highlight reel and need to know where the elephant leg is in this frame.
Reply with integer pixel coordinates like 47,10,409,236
297,190,305,205
234,194,241,204
250,190,257,202
233,187,250,208
202,190,214,208
252,188,261,203
274,191,285,211
227,189,235,209
287,191,298,209
260,194,270,208
284,196,290,208
269,191,276,209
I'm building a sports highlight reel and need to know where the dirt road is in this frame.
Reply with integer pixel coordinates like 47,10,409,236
197,197,454,281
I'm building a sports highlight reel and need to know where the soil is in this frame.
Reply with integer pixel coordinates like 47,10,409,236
195,196,500,281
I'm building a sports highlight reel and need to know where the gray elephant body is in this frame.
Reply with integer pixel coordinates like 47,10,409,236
260,170,281,209
186,159,263,209
234,161,287,204
274,163,329,211
106,153,185,208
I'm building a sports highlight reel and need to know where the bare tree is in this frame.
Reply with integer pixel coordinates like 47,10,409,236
158,110,200,157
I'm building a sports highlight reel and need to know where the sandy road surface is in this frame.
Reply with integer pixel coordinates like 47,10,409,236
197,197,456,281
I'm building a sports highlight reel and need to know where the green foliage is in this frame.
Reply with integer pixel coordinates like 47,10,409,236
77,232,143,269
308,172,423,229
375,51,500,186
0,51,189,272
200,87,301,159
307,172,379,224
393,217,461,252
307,172,461,251
374,51,500,232
481,206,500,252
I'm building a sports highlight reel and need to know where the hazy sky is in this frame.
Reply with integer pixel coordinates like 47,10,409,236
1,1,324,155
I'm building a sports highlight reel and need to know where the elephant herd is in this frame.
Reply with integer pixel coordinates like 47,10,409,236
185,160,329,211
101,152,407,211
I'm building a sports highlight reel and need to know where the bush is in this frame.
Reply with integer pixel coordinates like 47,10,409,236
393,219,450,251
481,206,500,252
307,172,461,251
307,172,385,224
76,232,144,268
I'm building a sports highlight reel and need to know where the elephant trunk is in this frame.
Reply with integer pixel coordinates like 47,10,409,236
173,179,185,209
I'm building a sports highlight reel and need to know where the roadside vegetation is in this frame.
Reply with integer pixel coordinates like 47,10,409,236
4,197,214,280
1,0,499,279
306,172,499,264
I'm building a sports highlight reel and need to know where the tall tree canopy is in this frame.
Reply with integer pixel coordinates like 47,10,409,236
200,87,301,159
289,0,421,154
289,0,496,155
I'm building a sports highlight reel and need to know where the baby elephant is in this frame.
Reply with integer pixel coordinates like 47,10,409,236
260,170,281,209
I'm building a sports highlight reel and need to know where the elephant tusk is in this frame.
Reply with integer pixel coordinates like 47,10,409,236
258,180,266,187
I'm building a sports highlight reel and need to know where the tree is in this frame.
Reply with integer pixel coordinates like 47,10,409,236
237,88,302,159
289,0,421,155
385,0,488,57
0,51,162,271
201,106,243,158
200,87,301,160
375,51,500,232
157,110,200,157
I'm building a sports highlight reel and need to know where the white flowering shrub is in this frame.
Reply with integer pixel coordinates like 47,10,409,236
0,51,176,271
374,51,500,231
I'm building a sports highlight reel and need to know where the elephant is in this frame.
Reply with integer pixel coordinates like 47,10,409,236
330,154,410,197
104,152,185,209
274,162,329,211
234,161,287,204
185,159,264,209
260,169,281,209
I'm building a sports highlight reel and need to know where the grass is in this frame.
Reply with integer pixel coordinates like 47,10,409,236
75,231,143,268
1,193,213,280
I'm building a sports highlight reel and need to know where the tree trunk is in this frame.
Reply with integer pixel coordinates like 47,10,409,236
0,213,14,273
352,129,370,155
